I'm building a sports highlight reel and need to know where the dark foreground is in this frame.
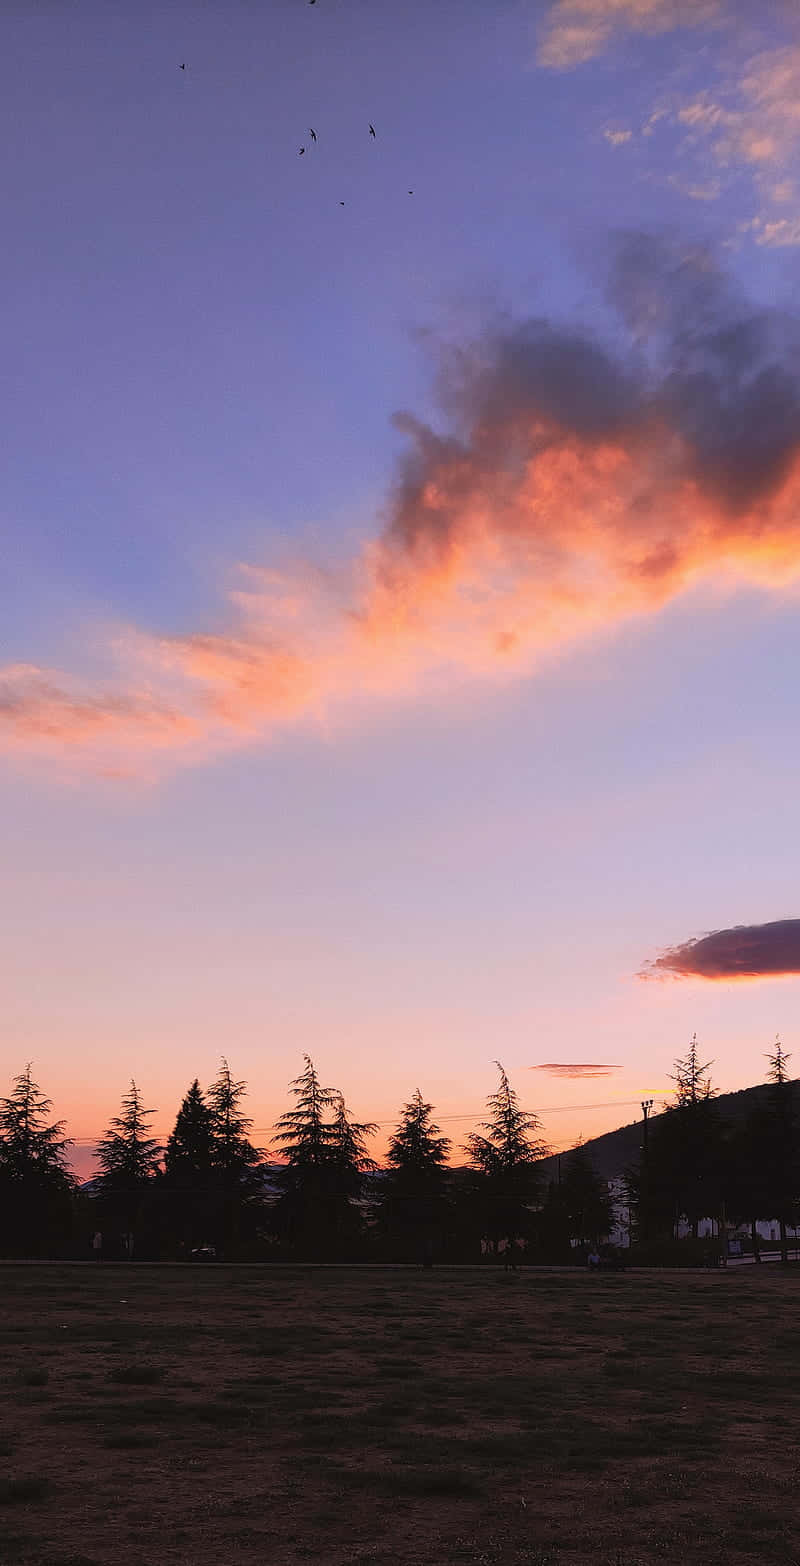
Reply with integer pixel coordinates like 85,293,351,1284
1,1264,798,1566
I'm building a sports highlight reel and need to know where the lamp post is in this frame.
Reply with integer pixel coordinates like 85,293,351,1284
641,1098,654,1153
640,1099,654,1249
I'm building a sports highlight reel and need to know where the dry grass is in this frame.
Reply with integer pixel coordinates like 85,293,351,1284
0,1263,799,1564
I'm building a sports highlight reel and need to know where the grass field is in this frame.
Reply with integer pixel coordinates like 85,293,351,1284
1,1264,798,1566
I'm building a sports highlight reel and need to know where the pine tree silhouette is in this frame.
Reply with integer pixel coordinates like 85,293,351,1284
165,1080,215,1177
95,1082,162,1255
271,1055,339,1256
162,1079,216,1255
644,1037,726,1242
378,1089,451,1262
749,1038,799,1264
464,1062,549,1258
556,1143,613,1248
206,1059,264,1259
0,1066,74,1257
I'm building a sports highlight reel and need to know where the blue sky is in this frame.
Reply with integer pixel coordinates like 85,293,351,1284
4,0,800,1166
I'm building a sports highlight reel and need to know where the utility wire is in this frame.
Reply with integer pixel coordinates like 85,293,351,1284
66,1097,662,1146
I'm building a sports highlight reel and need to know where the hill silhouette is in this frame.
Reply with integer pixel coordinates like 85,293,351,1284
536,1079,798,1185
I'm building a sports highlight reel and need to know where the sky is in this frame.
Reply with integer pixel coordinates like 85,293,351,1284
4,0,800,1176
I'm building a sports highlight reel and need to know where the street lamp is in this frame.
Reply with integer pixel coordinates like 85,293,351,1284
639,1100,654,1249
640,1098,654,1151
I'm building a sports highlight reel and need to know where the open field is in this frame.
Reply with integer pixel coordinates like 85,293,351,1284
1,1265,799,1566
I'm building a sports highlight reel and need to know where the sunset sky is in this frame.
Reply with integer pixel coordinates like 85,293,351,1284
5,0,800,1174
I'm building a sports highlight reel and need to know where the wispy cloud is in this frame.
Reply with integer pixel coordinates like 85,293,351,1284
542,0,800,250
642,919,800,980
666,172,723,202
674,49,800,181
537,0,720,69
532,1063,622,1077
8,238,800,778
751,215,800,247
604,41,800,246
0,664,199,751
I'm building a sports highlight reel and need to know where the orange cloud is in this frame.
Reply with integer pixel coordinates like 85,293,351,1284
0,664,199,750
642,920,800,980
7,241,800,778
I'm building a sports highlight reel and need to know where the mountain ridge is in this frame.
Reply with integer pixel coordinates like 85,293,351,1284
535,1078,798,1184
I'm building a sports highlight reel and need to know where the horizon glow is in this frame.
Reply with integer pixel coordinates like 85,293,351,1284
3,0,800,1166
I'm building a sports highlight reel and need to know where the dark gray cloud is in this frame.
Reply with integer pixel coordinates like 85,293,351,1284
381,234,800,581
643,919,800,980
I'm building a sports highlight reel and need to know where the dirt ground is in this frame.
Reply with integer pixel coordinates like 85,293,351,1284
0,1263,798,1566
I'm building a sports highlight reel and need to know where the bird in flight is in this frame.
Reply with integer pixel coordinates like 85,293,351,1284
310,128,317,142
369,124,376,138
299,146,306,155
408,189,413,195
179,63,187,70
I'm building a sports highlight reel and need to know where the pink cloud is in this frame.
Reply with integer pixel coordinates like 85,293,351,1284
537,0,720,69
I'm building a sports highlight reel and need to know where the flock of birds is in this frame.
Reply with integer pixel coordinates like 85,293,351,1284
177,65,413,203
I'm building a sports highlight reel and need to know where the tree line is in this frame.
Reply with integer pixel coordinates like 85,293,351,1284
0,1041,797,1264
630,1035,800,1264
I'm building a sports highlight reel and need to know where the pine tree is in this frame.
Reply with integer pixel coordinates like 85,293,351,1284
0,1066,72,1179
378,1090,451,1261
670,1033,716,1106
273,1055,335,1168
743,1039,799,1264
726,1111,769,1264
329,1094,377,1195
271,1056,338,1255
0,1066,74,1257
464,1062,549,1257
207,1060,262,1179
558,1143,614,1247
206,1060,264,1259
643,1037,726,1244
165,1080,215,1177
326,1094,377,1251
161,1080,217,1255
94,1082,162,1251
765,1037,799,1263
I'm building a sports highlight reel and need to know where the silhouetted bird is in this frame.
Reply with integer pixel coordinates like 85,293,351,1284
179,63,187,70
310,128,317,141
369,124,376,138
339,200,345,205
299,147,306,155
408,189,413,194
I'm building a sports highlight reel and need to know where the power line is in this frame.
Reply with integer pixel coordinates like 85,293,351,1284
65,1096,661,1146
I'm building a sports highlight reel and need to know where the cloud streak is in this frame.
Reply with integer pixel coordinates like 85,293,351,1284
642,919,800,980
8,238,800,777
532,1063,622,1078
